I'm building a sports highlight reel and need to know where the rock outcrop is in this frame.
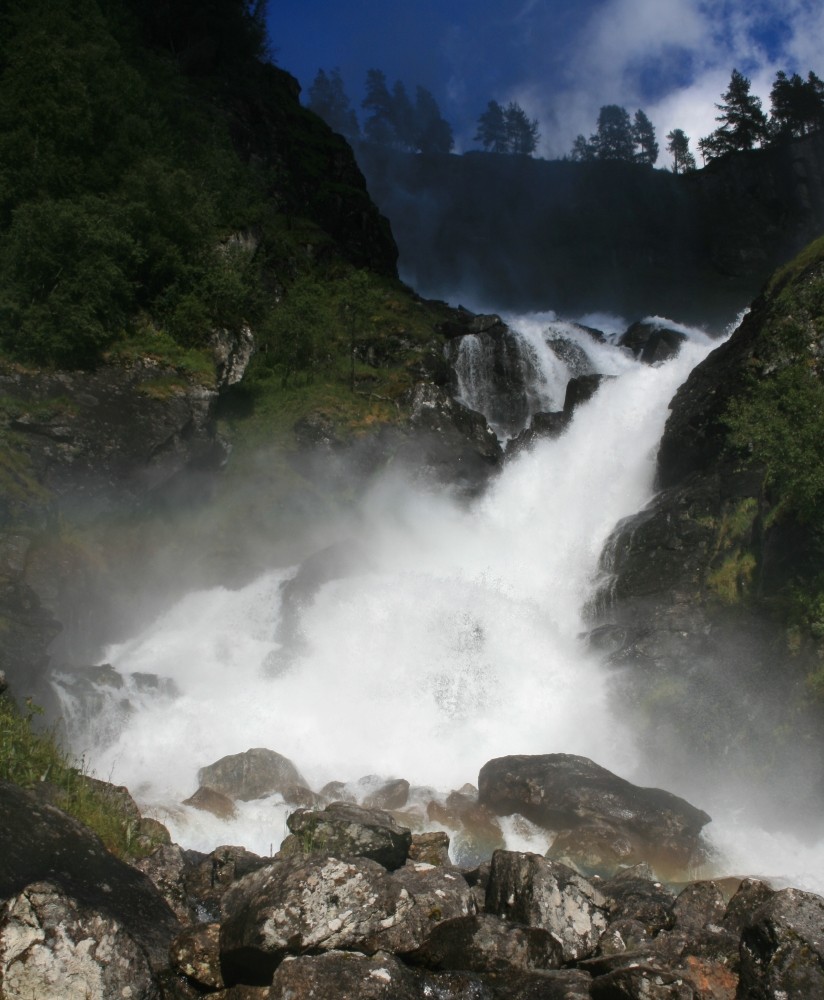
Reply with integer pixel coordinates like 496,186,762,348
478,754,710,875
592,238,824,820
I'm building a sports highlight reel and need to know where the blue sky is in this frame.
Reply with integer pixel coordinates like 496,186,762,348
267,0,824,163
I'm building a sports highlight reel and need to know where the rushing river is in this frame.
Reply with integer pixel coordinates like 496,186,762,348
57,312,824,893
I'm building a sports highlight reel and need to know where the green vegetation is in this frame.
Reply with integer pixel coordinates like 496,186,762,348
0,693,164,858
0,0,405,381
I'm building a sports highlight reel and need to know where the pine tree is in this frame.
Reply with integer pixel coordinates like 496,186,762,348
769,70,824,140
633,109,658,165
569,134,595,161
413,86,453,154
593,105,635,161
475,100,508,152
362,69,394,145
307,68,359,141
702,68,767,159
666,129,696,173
504,102,540,155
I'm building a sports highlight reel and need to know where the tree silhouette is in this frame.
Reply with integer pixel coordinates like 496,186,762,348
666,129,696,173
633,109,658,165
475,100,508,152
701,69,767,159
769,70,824,140
307,68,359,141
569,134,595,161
593,105,635,161
414,86,454,153
362,69,395,145
504,102,540,155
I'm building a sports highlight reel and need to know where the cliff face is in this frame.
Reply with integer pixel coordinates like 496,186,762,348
358,132,824,327
593,237,824,823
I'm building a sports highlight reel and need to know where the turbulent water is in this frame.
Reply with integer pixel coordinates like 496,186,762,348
58,312,824,893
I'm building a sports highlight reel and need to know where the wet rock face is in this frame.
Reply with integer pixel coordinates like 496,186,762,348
197,748,306,802
738,887,824,998
618,321,688,364
0,781,180,997
219,854,422,985
268,950,422,1000
485,850,607,962
1,881,159,1000
478,754,710,875
279,801,413,870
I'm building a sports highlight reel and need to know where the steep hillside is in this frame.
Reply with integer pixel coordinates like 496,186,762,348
594,237,824,823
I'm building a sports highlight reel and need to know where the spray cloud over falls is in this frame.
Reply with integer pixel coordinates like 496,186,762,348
55,319,729,859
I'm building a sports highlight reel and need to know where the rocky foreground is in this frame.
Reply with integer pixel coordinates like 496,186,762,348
1,751,823,999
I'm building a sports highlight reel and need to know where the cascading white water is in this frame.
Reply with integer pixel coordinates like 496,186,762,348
60,315,824,892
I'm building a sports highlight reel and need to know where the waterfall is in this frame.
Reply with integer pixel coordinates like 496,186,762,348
55,315,824,892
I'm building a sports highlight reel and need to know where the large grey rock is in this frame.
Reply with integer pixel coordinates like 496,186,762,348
170,922,224,991
197,748,306,801
0,781,180,975
410,913,564,974
393,863,476,945
219,854,419,986
485,850,607,962
0,881,160,1000
738,887,824,999
478,754,710,873
279,801,413,870
590,963,696,998
269,950,421,1000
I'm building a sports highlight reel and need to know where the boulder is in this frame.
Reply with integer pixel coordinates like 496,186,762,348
219,854,419,985
409,913,564,974
279,801,412,870
364,777,410,810
197,748,306,801
409,831,451,867
268,950,422,1000
0,780,180,978
0,881,160,1000
183,785,237,820
170,922,224,991
478,754,710,873
619,320,688,364
590,963,696,998
182,845,271,924
485,850,607,963
393,863,476,943
738,887,824,998
599,864,676,935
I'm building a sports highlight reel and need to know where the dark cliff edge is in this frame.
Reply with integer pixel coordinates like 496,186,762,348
358,132,824,326
592,236,824,824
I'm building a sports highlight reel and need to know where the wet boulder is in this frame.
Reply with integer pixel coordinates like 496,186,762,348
269,950,422,1000
278,801,412,870
364,777,410,810
182,845,272,924
170,921,224,991
619,320,688,364
410,913,564,975
478,754,710,874
485,850,607,962
409,830,451,866
590,963,696,998
1,881,161,1000
219,854,419,985
738,887,824,998
0,780,180,992
393,862,477,944
196,747,306,801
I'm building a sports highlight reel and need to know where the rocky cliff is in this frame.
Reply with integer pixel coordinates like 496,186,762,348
591,237,824,824
358,131,824,326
